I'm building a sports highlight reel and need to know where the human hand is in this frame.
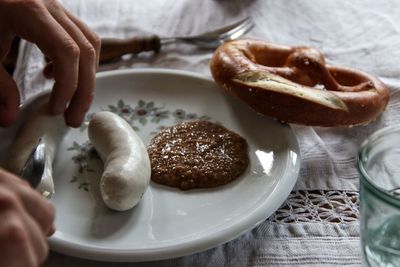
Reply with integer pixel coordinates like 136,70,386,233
0,168,55,267
0,0,101,127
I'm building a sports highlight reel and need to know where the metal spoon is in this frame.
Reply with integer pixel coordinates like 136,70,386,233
19,138,46,188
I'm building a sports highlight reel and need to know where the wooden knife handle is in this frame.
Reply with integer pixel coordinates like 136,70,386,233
100,35,161,63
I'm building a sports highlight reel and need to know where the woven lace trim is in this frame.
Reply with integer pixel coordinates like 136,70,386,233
268,190,359,223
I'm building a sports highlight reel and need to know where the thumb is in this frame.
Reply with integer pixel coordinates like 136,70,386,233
0,66,20,127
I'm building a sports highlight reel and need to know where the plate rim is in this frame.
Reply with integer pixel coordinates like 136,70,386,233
46,68,301,262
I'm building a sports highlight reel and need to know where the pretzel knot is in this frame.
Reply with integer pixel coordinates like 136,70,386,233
210,39,389,127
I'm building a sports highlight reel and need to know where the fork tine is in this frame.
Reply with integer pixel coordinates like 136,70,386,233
226,21,254,40
219,17,254,41
160,17,255,48
198,17,253,38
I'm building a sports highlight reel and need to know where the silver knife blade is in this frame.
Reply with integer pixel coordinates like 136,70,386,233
19,138,46,188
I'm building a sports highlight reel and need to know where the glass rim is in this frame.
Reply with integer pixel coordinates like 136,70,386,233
357,124,400,208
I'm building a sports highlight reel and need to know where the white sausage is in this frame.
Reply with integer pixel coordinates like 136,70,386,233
6,101,68,198
88,111,151,211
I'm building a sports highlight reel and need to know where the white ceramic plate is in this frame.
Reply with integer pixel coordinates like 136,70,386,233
0,69,300,262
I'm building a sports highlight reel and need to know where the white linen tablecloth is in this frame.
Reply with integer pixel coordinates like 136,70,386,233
13,0,400,266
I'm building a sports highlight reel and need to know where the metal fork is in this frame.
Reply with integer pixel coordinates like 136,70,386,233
100,17,254,63
160,17,254,48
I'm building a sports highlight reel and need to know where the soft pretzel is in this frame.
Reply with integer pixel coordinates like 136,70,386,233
210,39,390,127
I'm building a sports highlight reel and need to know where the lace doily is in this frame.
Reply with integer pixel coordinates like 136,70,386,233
268,190,359,223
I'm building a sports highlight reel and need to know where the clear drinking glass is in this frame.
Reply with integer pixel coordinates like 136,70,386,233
357,125,400,267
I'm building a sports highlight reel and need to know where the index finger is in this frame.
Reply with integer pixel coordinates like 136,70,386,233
8,0,80,116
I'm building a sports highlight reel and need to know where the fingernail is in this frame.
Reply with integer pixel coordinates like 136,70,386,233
47,223,56,236
65,109,85,128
